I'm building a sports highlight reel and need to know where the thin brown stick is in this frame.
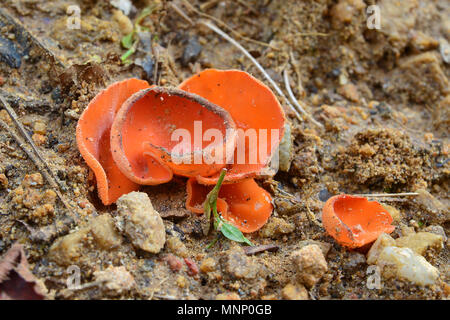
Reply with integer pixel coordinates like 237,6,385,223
244,244,279,255
292,20,329,37
306,204,322,228
0,94,65,191
168,2,194,25
289,51,305,98
199,0,220,11
149,277,169,300
235,0,258,15
0,95,77,222
0,119,73,213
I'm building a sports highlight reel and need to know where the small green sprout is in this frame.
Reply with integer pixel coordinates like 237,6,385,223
120,6,155,64
204,169,253,248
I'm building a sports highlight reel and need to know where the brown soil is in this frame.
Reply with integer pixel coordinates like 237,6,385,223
0,0,448,300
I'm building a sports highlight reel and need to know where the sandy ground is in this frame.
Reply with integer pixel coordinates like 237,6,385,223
0,0,448,300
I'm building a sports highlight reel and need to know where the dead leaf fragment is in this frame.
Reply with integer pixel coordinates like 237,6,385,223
0,243,47,300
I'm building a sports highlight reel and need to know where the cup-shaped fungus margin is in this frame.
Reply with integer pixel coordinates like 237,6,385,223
179,69,286,185
186,177,273,233
76,78,151,205
322,194,395,248
110,87,238,185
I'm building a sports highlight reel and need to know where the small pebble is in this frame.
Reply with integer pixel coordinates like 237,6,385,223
318,189,332,202
281,283,309,300
166,254,183,272
0,110,11,124
113,9,133,35
423,225,447,242
182,37,202,66
377,246,439,286
223,245,259,279
259,217,295,238
166,236,188,258
22,173,44,187
338,83,360,102
176,275,187,288
367,233,396,265
184,257,199,276
94,266,135,294
395,232,443,256
0,173,8,189
33,121,47,135
291,244,328,288
89,214,122,250
32,133,46,146
216,292,240,300
115,192,166,253
200,257,216,273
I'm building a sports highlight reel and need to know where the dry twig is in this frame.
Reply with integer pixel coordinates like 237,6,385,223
0,95,76,220
283,69,324,129
0,95,64,189
149,277,169,300
168,2,194,25
289,51,306,98
353,192,419,198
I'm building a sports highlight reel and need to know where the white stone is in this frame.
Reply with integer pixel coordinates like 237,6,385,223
366,233,396,265
116,192,166,253
377,246,439,286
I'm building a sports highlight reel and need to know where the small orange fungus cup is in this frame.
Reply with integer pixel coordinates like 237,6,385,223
322,194,395,248
76,78,150,205
111,87,237,183
186,177,273,233
179,69,285,185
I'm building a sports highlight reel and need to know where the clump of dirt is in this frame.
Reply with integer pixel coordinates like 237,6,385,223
337,128,433,191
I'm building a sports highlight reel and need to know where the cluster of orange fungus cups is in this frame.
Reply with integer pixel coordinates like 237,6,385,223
322,195,395,248
76,69,286,233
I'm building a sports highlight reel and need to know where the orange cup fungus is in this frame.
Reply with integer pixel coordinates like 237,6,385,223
322,194,395,248
110,87,237,183
179,69,285,185
76,78,150,205
76,69,286,233
186,178,273,233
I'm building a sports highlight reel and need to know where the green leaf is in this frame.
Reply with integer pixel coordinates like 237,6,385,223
219,221,253,246
121,32,134,49
202,168,253,247
120,46,136,63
